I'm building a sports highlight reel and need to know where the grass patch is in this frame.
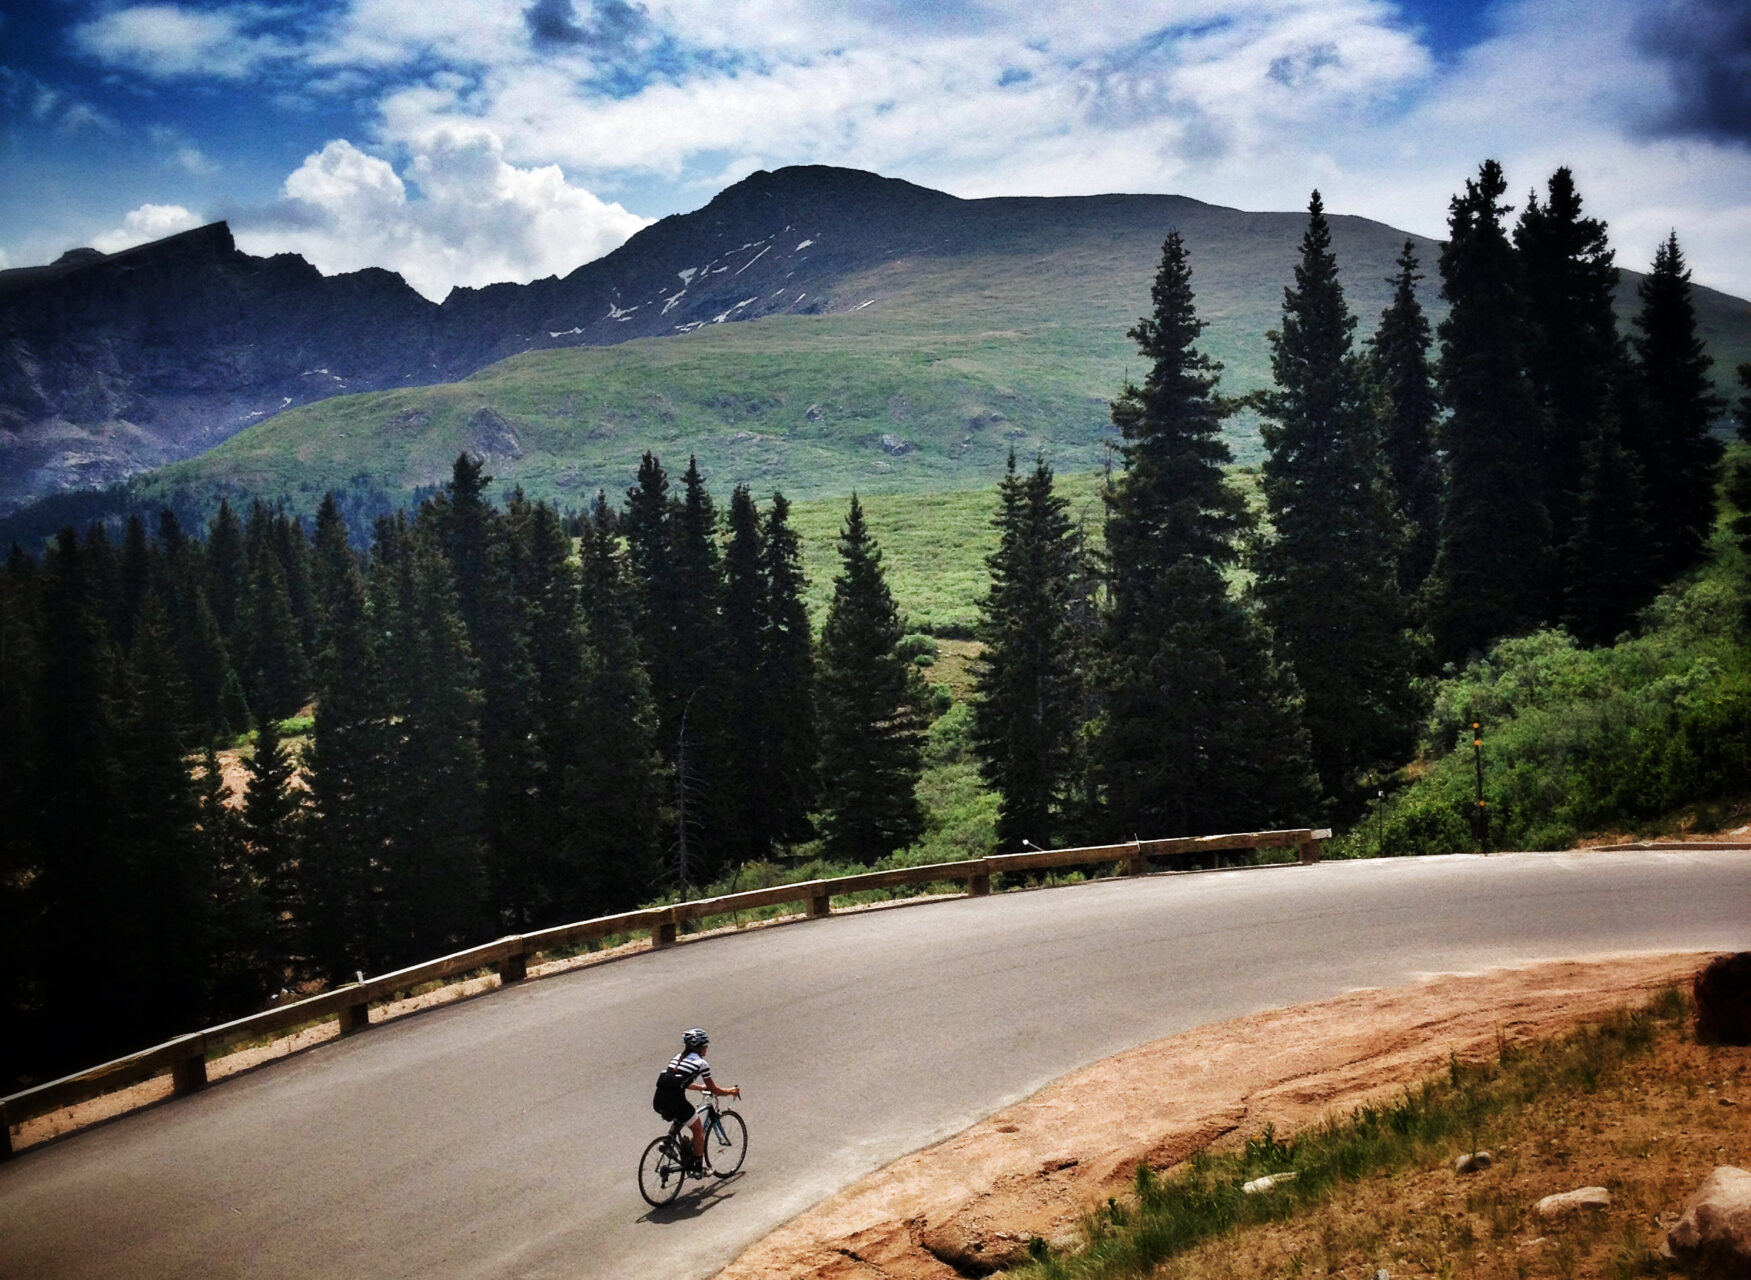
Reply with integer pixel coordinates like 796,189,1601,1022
1014,986,1750,1280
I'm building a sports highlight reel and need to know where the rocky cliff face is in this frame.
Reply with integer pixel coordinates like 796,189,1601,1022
0,167,970,513
0,223,443,509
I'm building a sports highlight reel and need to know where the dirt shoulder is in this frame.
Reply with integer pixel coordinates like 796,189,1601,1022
717,952,1717,1280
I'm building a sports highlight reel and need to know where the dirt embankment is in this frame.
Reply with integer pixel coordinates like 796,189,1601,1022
718,953,1718,1280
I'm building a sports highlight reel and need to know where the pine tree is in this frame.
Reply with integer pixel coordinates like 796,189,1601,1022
1367,241,1441,596
311,492,359,626
1254,192,1417,808
720,485,770,864
303,521,390,982
756,492,818,850
109,578,210,1048
238,550,311,724
1096,232,1318,838
432,454,542,929
198,745,272,1018
623,454,732,880
243,711,305,980
1426,161,1553,662
207,499,248,643
970,453,1082,850
667,458,732,877
1631,231,1726,579
33,528,132,1071
380,523,487,963
574,492,663,913
1514,168,1624,555
513,497,591,923
816,495,928,864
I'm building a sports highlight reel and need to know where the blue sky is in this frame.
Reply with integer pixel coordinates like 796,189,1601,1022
3,0,1748,301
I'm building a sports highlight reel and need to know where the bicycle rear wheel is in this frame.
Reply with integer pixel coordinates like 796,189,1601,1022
637,1135,686,1206
707,1109,747,1176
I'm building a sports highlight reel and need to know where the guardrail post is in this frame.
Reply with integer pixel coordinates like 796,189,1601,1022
338,1000,370,1036
651,920,677,949
1,1104,12,1160
171,1055,208,1096
968,871,990,897
1299,828,1331,865
499,950,528,984
805,888,831,919
1125,842,1146,876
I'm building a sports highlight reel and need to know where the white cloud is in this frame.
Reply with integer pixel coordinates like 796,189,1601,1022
52,0,1751,299
91,204,203,253
72,5,294,80
233,132,652,300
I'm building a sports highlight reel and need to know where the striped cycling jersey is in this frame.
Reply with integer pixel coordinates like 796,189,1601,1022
666,1050,712,1089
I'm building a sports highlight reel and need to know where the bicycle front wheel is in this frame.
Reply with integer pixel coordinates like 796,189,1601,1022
707,1109,747,1176
637,1135,686,1206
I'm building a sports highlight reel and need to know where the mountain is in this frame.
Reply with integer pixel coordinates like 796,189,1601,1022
7,165,1751,517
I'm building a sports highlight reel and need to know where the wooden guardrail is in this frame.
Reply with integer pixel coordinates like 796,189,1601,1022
0,827,1326,1157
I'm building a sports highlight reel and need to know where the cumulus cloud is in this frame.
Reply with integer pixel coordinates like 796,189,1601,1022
91,203,203,253
44,0,1751,298
72,4,296,79
231,131,651,300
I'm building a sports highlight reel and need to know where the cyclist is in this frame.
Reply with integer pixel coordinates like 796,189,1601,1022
653,1027,740,1173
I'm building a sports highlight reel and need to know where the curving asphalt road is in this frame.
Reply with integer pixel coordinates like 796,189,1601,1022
2,849,1748,1280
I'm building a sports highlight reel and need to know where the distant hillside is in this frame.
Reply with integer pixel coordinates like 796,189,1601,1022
10,164,1751,518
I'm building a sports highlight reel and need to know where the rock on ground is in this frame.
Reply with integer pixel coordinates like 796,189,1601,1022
1664,1165,1751,1266
1535,1186,1611,1219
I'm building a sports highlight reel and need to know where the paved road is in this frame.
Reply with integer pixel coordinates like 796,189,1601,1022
3,849,1748,1280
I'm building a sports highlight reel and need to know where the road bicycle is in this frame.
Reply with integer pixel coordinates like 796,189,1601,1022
637,1093,748,1206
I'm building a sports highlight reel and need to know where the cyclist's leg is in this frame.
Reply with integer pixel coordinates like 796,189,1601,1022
687,1113,705,1160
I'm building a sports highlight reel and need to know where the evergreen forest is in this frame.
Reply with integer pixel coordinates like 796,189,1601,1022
4,160,1747,1092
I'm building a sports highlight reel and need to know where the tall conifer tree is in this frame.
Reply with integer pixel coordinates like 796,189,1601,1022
1367,241,1441,597
1631,231,1725,579
574,493,663,912
721,485,770,865
971,453,1082,850
1514,167,1624,559
512,496,593,922
1097,233,1318,838
381,524,487,963
433,454,542,928
244,712,305,978
816,496,927,864
303,519,389,981
756,492,817,851
1255,192,1416,807
1427,160,1552,662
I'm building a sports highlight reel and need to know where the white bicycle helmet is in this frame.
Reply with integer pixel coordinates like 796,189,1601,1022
682,1027,709,1051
